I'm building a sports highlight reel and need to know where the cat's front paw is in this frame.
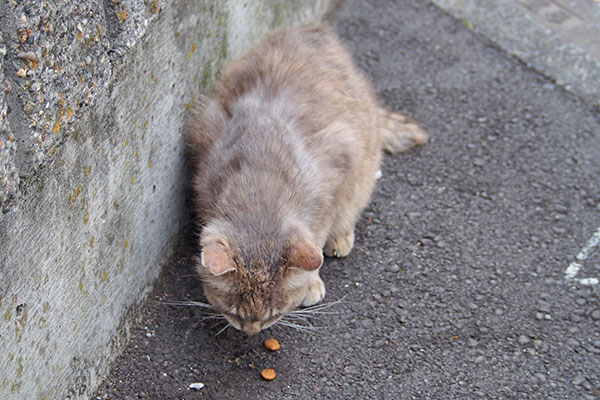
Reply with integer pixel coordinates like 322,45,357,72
302,276,325,307
324,230,355,258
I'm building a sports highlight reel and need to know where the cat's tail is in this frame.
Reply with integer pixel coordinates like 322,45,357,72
379,108,427,153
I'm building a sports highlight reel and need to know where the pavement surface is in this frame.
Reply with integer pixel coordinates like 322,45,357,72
430,0,600,107
95,0,600,399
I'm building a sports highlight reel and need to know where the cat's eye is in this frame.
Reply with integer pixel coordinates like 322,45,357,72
223,311,239,320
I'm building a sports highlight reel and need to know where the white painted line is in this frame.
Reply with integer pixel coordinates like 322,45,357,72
579,277,599,285
575,227,600,261
565,261,582,280
565,225,600,285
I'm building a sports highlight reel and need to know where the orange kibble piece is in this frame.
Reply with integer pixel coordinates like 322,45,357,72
264,338,280,351
261,368,276,381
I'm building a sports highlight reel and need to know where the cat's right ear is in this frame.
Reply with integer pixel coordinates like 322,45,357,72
288,241,323,271
200,243,236,276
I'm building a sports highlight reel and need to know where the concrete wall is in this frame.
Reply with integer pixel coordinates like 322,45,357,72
0,1,330,399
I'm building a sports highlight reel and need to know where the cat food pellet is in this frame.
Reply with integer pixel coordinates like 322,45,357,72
264,338,280,351
261,368,276,380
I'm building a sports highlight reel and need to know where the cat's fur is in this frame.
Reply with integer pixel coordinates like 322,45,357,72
187,24,426,335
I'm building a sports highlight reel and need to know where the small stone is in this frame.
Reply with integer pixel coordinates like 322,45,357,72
553,204,568,214
517,335,530,345
16,68,27,78
535,312,544,320
572,376,586,386
361,319,374,329
16,51,37,62
22,101,35,112
188,382,204,390
531,373,547,384
386,264,400,273
17,27,29,43
420,238,434,246
406,173,418,185
588,345,600,354
537,301,551,313
566,338,579,347
343,365,359,375
591,309,600,320
473,158,485,167
407,212,422,220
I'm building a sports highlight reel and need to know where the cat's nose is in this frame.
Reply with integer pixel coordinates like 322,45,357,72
242,321,262,335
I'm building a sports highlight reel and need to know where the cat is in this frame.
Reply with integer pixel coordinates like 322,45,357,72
187,23,426,335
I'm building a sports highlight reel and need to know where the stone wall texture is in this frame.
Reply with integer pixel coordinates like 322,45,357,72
0,1,330,398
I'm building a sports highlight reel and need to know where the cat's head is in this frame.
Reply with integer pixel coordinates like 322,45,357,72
196,224,323,335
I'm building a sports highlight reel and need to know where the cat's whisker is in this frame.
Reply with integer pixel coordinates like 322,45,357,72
160,300,219,316
177,274,203,279
277,316,321,330
210,320,226,329
196,314,225,321
280,314,319,326
283,313,311,323
276,320,320,334
300,297,347,310
180,310,226,335
160,300,214,308
214,322,231,337
191,319,204,330
290,309,340,316
289,299,345,318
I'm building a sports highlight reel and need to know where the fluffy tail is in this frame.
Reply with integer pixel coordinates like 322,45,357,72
379,108,427,153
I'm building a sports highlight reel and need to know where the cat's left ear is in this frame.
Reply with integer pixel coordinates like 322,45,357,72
288,241,323,271
201,243,236,276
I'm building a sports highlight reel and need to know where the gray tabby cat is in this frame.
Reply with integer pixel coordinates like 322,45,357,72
187,24,426,335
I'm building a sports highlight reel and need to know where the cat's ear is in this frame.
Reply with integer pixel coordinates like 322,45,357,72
288,241,323,271
201,243,236,276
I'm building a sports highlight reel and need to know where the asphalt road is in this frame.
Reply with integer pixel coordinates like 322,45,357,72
95,1,600,399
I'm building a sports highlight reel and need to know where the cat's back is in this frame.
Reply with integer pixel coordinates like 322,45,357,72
189,24,384,223
213,24,379,132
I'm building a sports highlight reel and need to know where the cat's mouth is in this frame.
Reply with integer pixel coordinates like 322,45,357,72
223,312,282,335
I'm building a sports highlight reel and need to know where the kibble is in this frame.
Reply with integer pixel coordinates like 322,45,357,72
264,338,280,351
261,368,276,381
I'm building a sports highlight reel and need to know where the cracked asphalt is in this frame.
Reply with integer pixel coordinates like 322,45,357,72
95,0,600,398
